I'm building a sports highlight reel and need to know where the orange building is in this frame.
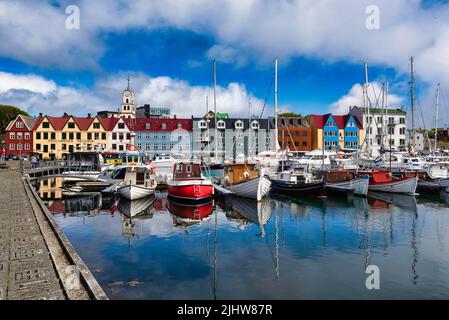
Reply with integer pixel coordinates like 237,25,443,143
277,117,312,151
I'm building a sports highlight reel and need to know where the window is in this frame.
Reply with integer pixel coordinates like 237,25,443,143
94,133,99,140
235,121,244,129
102,133,106,140
43,132,48,140
217,120,225,129
170,143,174,150
399,127,406,135
119,145,124,151
302,141,307,147
42,122,50,129
9,132,15,139
126,133,131,140
176,164,183,173
25,144,30,151
43,145,48,153
9,143,14,150
145,144,150,150
51,132,56,140
146,123,151,130
186,165,192,173
154,144,159,151
118,123,125,129
69,132,74,140
87,133,92,140
154,133,158,139
76,133,81,140
251,121,259,129
119,133,124,140
36,144,41,150
68,122,75,129
36,132,41,140
112,133,117,140
51,144,55,151
25,132,30,140
400,118,405,124
137,143,142,150
93,122,100,129
16,122,23,128
162,133,166,140
161,123,166,130
146,133,150,139
177,123,182,129
198,120,207,129
112,144,117,150
162,144,166,151
62,144,66,150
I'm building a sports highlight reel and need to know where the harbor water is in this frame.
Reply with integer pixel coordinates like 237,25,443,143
36,178,449,299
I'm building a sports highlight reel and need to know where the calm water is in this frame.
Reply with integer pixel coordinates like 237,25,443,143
40,181,449,299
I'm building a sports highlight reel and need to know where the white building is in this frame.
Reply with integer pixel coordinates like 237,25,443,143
350,106,407,155
119,78,137,119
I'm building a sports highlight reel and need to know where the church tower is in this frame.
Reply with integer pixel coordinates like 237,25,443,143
119,75,136,119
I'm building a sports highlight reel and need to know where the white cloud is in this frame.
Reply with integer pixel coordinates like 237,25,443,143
0,72,56,94
329,82,404,114
206,45,247,66
0,71,269,118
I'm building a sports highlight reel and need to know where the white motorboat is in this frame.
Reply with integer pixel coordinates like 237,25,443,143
118,166,157,200
221,163,271,201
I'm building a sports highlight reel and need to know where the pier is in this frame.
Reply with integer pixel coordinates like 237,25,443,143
0,162,108,300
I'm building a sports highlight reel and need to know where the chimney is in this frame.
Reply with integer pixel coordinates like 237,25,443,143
39,113,43,117
87,113,91,118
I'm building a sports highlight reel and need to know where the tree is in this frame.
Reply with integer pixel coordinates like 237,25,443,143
278,112,302,118
0,105,29,134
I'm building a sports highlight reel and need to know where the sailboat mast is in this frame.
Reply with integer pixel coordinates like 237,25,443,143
410,56,416,151
248,99,252,158
435,83,440,152
364,62,370,155
213,60,218,163
274,59,279,152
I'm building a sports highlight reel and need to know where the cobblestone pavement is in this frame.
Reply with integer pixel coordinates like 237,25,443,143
0,170,65,300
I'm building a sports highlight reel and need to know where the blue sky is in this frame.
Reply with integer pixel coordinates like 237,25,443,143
0,0,448,127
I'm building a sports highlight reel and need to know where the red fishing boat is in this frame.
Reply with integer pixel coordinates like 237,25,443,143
167,199,213,226
167,160,214,203
359,169,418,194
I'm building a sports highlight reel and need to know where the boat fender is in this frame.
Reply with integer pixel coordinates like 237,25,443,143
223,176,231,185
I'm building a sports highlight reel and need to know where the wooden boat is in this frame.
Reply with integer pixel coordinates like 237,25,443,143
231,197,271,237
271,165,324,197
321,170,369,196
221,163,271,201
360,170,418,194
118,166,157,200
167,160,214,204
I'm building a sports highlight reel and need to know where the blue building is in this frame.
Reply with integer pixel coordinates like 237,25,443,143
343,114,361,150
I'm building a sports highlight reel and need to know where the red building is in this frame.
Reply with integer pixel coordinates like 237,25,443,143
5,115,40,158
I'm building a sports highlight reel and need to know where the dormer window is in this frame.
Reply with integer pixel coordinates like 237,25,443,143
16,122,24,128
161,123,166,130
199,120,207,129
235,120,244,129
68,122,75,129
146,123,151,130
251,121,259,129
217,120,225,129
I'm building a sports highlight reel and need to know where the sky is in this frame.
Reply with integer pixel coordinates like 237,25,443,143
1,0,449,128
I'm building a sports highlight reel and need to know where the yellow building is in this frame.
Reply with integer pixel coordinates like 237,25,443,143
33,115,108,159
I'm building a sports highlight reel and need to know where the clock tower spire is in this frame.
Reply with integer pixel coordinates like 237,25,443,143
119,75,136,119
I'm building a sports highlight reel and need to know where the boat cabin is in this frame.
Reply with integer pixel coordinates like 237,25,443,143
120,151,143,166
65,152,103,171
223,163,259,185
124,166,155,189
172,161,204,181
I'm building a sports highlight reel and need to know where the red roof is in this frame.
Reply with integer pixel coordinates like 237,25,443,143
72,117,94,131
123,118,192,132
98,117,119,131
333,115,345,129
310,114,331,129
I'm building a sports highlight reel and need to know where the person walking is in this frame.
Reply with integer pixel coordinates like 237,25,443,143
31,154,38,169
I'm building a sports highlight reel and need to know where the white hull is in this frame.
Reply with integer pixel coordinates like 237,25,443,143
326,178,369,196
118,184,155,200
368,176,418,194
224,175,271,201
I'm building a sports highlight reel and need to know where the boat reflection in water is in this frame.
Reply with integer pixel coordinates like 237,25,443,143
117,196,156,243
228,197,272,237
47,193,117,217
117,196,156,218
367,191,418,211
167,199,214,227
